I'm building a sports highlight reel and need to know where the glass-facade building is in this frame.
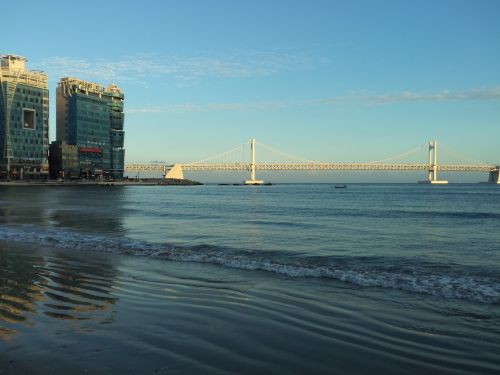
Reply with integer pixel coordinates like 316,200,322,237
56,78,124,179
108,86,125,179
0,55,49,179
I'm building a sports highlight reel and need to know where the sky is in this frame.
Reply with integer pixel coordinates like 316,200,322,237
2,0,499,182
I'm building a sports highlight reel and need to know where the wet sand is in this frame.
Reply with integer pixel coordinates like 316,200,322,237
1,241,500,374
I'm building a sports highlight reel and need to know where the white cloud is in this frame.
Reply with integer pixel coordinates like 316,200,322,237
126,101,286,114
316,87,500,105
126,87,500,114
37,51,321,85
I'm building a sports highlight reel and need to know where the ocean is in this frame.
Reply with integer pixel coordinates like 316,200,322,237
1,184,499,374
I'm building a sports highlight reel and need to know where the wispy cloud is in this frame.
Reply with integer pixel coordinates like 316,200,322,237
126,101,286,114
315,87,500,105
37,51,321,85
126,86,500,114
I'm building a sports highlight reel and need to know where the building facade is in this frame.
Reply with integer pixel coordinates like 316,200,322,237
48,140,79,179
56,78,124,179
0,55,49,179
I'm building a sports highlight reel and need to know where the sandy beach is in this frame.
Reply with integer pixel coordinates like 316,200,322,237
1,240,499,374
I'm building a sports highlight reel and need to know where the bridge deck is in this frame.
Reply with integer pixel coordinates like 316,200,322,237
125,163,498,173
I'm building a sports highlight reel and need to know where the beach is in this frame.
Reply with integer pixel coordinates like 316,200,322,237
1,184,500,374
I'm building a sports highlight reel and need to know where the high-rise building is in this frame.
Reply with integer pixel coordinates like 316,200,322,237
56,77,125,179
0,54,49,179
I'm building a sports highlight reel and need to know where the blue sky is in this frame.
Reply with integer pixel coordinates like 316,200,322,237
2,0,500,181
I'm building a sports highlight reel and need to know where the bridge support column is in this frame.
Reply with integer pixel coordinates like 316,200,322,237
487,167,500,184
164,164,184,179
419,140,448,184
244,138,264,185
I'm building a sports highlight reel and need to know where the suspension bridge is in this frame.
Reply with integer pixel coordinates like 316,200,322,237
125,139,500,184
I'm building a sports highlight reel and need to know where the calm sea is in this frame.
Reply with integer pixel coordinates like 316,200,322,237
1,184,499,374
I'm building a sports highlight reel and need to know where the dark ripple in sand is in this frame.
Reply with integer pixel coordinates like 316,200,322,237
0,245,119,336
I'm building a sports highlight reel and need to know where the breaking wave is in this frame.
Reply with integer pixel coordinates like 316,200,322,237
1,225,499,304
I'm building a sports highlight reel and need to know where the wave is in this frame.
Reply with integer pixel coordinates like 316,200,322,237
1,225,499,304
331,209,500,220
388,210,500,220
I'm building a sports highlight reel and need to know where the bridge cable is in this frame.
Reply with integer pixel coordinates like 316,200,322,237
186,142,248,165
255,140,324,164
366,144,426,164
438,143,491,166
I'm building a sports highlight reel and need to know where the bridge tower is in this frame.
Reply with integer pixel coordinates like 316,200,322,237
419,140,448,184
244,138,264,185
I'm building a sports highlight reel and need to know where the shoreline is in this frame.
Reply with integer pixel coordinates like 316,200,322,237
0,178,202,187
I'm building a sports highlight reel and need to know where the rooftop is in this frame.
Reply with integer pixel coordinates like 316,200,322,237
0,53,47,88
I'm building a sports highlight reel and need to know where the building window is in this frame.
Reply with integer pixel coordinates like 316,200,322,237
23,108,36,130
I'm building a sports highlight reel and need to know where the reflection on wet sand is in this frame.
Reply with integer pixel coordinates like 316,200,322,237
0,248,43,341
0,245,119,341
0,186,127,234
0,187,52,226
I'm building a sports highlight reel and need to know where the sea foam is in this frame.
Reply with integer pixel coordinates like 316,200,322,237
1,225,499,304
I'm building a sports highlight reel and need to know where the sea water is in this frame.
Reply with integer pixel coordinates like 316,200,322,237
0,184,499,374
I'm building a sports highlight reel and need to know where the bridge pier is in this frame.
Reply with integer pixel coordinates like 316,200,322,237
419,140,448,184
487,167,500,184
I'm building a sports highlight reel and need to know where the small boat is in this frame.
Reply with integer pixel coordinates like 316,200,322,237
334,185,347,188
